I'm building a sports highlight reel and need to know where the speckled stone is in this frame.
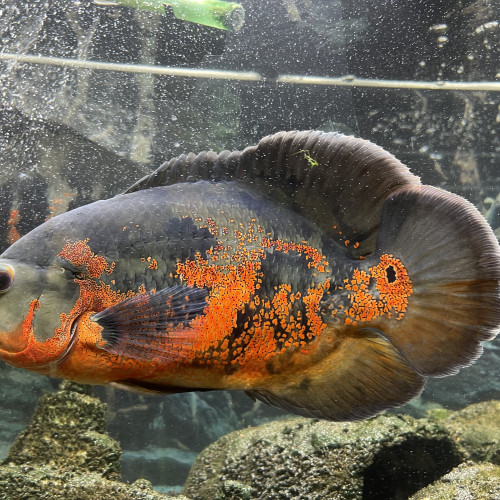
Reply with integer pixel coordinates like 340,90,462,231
440,400,500,465
183,413,463,500
0,381,191,500
409,462,500,500
4,380,121,480
0,465,189,500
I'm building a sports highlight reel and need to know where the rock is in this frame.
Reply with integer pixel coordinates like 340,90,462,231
0,466,187,500
0,381,190,500
409,462,500,500
440,400,500,465
183,413,463,500
5,380,121,480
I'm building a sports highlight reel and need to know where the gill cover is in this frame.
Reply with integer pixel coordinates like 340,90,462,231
0,258,80,372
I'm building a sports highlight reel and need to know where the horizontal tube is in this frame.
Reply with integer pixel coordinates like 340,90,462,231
1,52,499,91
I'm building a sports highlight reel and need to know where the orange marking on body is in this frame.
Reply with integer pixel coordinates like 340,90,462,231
58,239,115,278
343,254,412,325
26,219,336,386
370,254,412,316
148,258,158,270
173,219,332,373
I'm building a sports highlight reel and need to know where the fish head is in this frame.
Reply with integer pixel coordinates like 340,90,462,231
0,254,81,370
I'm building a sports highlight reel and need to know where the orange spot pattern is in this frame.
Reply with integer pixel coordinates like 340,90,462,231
56,275,135,341
343,253,412,325
58,239,115,278
175,221,331,370
56,240,133,353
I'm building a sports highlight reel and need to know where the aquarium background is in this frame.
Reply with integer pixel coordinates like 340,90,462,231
0,0,499,494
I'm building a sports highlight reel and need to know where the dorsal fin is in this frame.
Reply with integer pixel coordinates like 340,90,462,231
125,131,421,256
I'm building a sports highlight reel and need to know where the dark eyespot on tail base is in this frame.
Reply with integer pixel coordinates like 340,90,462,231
385,265,397,283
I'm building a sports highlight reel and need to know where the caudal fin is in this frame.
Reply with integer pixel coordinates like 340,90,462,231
374,185,500,376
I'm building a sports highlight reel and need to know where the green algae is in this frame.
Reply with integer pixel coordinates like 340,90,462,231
294,149,319,168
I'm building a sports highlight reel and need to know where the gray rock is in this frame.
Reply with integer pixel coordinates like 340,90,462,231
0,381,190,499
409,462,500,500
0,466,187,500
183,413,463,500
440,400,500,466
4,380,121,480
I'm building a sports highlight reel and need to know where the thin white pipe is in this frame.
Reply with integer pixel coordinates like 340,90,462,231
0,52,261,81
2,52,500,91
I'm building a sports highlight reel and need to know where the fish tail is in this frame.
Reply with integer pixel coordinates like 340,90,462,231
373,185,500,376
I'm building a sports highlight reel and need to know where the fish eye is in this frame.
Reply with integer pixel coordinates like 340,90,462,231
0,264,15,294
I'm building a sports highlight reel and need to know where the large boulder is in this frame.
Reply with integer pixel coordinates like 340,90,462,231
409,462,500,500
183,413,463,499
183,400,500,500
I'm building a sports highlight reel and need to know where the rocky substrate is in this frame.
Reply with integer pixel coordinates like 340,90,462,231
0,380,498,499
0,381,188,500
183,400,500,500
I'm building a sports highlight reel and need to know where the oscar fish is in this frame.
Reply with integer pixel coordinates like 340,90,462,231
0,131,499,421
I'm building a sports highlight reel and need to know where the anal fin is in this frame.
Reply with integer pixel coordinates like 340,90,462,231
247,328,425,421
111,379,210,395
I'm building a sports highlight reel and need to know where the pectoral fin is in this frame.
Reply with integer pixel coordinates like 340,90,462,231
93,285,208,361
247,328,425,421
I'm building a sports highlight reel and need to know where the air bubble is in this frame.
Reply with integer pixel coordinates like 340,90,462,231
429,24,447,33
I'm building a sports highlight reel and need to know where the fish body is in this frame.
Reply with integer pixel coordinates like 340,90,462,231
0,182,342,385
0,131,499,421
